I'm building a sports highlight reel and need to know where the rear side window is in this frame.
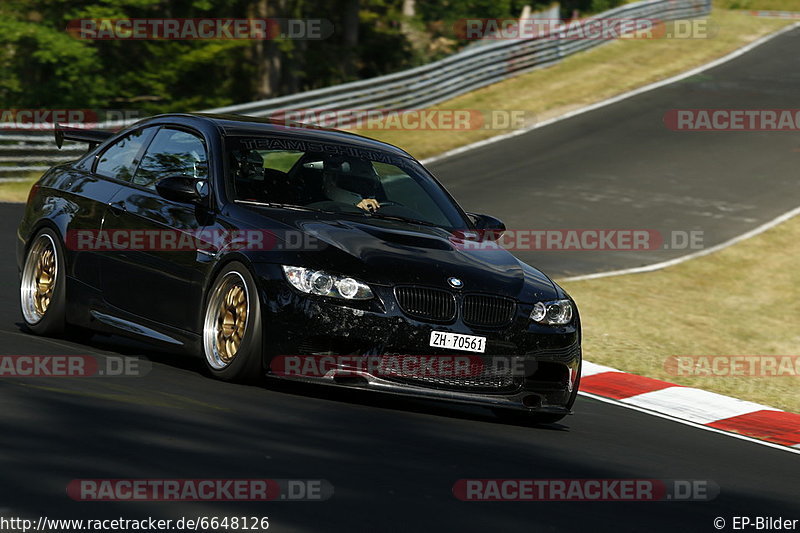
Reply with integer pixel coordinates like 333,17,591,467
133,128,208,190
94,128,152,181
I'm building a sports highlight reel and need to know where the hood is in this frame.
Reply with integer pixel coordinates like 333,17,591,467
240,206,558,302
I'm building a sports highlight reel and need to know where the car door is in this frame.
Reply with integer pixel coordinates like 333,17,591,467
67,126,156,293
99,126,218,333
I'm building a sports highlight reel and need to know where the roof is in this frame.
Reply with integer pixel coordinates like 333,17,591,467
147,112,414,159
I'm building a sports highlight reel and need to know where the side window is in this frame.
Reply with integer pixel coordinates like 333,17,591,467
133,128,208,190
94,128,153,181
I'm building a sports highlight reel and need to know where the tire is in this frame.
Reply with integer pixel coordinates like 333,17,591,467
202,261,264,383
494,361,581,425
20,228,66,336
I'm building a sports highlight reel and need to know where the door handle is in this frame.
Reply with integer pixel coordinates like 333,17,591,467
109,200,127,212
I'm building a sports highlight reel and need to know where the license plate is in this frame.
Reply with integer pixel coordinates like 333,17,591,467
429,331,487,353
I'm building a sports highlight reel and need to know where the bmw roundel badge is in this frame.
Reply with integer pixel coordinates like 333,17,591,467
447,277,464,289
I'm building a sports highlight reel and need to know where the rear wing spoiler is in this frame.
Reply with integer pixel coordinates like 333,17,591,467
54,124,114,150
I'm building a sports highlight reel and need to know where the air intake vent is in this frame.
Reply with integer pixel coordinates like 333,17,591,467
395,287,456,322
463,294,516,327
383,354,520,391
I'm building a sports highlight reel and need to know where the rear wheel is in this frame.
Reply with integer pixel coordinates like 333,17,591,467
20,228,66,336
202,262,264,383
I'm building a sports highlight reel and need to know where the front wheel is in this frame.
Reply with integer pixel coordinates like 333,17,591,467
202,262,264,383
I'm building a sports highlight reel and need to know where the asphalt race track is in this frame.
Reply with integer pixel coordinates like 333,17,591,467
430,26,800,277
1,28,798,533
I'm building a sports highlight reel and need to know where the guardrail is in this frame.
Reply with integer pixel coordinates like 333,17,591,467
0,0,711,181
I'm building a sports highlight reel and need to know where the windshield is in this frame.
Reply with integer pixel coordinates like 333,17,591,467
226,136,469,229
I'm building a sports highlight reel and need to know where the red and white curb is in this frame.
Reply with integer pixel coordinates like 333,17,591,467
580,362,800,450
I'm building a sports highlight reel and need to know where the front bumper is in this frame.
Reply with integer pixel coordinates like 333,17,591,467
270,370,574,414
254,264,581,412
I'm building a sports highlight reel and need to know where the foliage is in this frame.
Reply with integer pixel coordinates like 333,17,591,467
0,0,625,113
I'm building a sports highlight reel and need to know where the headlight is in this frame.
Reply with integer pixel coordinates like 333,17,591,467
530,299,573,325
282,266,374,300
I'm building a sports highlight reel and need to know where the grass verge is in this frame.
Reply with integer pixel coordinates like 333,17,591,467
561,215,800,413
352,10,793,160
0,174,39,203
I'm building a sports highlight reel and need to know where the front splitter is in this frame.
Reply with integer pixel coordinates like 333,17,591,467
267,370,572,414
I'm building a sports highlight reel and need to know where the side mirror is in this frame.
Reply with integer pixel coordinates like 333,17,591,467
469,213,506,241
156,176,207,204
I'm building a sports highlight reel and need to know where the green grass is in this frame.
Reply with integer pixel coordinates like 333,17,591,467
561,215,800,413
0,173,39,203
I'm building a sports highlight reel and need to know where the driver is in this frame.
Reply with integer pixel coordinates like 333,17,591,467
321,156,381,212
235,150,264,181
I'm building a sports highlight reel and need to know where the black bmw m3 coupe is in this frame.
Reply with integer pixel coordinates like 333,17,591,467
17,113,581,423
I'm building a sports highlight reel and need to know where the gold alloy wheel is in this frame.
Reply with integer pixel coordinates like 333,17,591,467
33,245,56,316
203,271,250,370
215,281,248,363
21,233,59,325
